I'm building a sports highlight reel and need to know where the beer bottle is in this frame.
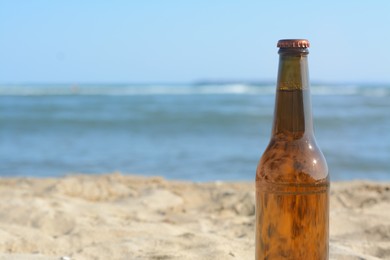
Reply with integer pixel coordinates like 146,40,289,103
255,39,329,259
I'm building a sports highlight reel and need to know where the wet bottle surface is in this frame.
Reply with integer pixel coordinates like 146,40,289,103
255,39,329,260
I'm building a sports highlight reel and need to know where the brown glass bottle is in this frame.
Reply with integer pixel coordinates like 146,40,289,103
255,39,329,260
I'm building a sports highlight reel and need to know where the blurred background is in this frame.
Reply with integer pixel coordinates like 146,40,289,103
0,1,389,181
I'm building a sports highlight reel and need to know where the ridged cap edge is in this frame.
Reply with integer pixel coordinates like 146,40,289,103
277,39,310,48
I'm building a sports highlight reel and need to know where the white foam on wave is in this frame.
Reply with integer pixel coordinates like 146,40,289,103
311,85,360,96
311,85,390,97
0,84,274,96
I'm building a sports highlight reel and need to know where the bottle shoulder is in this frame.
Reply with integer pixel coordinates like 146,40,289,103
256,135,328,184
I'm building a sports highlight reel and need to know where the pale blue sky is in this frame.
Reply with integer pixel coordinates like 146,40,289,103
1,1,389,83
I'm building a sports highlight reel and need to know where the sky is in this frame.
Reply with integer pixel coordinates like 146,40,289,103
1,1,390,84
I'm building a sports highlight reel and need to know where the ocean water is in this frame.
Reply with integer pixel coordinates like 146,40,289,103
0,83,389,181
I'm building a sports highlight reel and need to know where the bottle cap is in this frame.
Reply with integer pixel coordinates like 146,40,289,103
277,39,310,48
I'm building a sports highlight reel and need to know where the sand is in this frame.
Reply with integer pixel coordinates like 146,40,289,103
0,173,389,260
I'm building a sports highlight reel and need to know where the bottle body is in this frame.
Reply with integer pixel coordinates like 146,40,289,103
256,135,329,259
255,40,329,260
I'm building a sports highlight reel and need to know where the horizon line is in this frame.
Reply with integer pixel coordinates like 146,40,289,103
1,80,389,86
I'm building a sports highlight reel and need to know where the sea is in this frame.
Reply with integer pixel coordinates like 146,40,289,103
0,83,389,181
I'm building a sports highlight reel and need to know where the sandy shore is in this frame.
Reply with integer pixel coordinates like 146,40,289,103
0,173,389,260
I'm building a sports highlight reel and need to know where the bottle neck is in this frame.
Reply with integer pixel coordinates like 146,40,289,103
272,50,313,139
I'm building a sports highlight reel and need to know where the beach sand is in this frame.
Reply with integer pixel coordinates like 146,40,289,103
0,173,389,260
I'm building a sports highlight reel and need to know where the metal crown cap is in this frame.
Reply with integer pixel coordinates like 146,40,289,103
277,39,310,48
